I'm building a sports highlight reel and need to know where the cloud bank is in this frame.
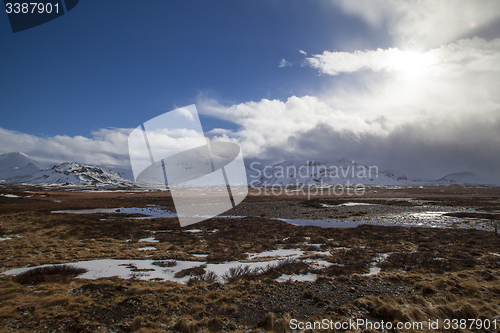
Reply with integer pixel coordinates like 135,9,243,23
333,0,500,49
197,1,500,180
0,127,132,168
306,38,500,76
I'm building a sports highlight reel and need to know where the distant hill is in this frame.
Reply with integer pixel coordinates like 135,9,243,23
0,151,135,187
0,152,41,180
436,172,498,186
1,152,498,187
246,159,498,187
246,159,425,186
14,162,136,187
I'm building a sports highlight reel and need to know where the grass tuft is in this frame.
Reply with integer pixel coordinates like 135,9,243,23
14,264,87,284
174,315,198,333
151,260,177,268
187,271,219,286
222,265,259,283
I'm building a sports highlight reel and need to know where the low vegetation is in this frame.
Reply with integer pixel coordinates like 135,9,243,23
14,264,87,284
1,186,500,331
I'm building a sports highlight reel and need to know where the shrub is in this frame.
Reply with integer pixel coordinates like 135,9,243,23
174,316,198,333
219,303,237,315
207,316,223,331
14,264,88,284
260,258,310,279
174,265,206,278
152,260,177,267
380,251,478,273
222,265,259,283
187,271,219,286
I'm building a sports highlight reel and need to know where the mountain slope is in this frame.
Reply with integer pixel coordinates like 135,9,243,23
0,152,41,180
246,159,425,186
246,159,498,186
437,172,498,185
6,162,136,187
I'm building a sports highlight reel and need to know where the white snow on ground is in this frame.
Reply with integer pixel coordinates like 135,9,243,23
139,237,159,243
184,229,203,233
2,258,299,284
409,212,449,219
247,248,303,260
365,267,381,276
0,237,12,241
138,246,157,251
363,253,391,276
205,260,280,278
2,259,203,284
0,194,20,198
321,202,374,207
2,249,336,284
275,273,318,282
339,202,374,207
307,259,334,270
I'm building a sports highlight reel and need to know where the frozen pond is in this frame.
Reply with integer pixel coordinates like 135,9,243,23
52,206,176,219
281,211,497,231
51,206,496,231
2,254,336,284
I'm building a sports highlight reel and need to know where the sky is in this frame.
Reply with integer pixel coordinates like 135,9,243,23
1,0,500,180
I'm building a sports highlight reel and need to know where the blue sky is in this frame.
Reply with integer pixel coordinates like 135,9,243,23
1,0,500,181
0,0,390,136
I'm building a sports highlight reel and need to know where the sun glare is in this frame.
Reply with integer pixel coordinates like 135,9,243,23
392,51,434,78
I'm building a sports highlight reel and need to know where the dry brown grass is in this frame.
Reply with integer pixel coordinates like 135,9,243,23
258,312,292,333
350,271,500,326
2,187,500,332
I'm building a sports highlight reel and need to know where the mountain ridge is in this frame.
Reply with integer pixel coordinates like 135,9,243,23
0,152,135,187
0,151,42,180
0,152,498,187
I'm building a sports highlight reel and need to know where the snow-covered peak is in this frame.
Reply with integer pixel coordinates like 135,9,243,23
247,158,402,186
437,172,498,185
0,151,41,180
0,151,36,168
246,159,499,187
5,161,136,187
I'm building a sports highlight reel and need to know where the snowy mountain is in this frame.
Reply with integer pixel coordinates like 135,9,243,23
246,159,498,187
245,159,424,187
4,161,136,187
436,172,498,186
1,151,497,187
98,164,134,180
0,152,42,180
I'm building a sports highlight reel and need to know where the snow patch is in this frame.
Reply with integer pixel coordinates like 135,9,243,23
138,246,157,251
275,273,318,282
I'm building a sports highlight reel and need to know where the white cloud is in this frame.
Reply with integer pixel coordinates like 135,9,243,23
278,59,292,68
0,127,132,167
197,35,500,180
333,0,500,49
198,84,500,179
299,50,307,55
306,38,500,76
